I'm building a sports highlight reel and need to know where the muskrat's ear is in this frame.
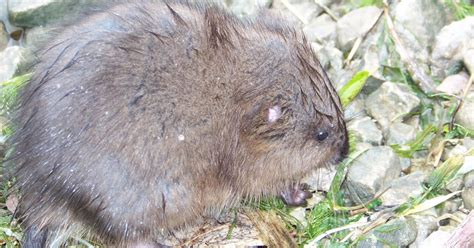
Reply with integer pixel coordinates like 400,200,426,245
267,105,282,123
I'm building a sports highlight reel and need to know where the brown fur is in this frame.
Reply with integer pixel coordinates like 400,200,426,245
10,0,348,246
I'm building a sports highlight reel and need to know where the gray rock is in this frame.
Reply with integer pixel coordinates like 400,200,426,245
380,171,425,206
462,170,474,210
446,177,464,193
323,44,343,71
289,207,307,227
421,102,451,132
393,0,448,81
226,0,272,16
311,42,343,72
0,46,23,83
336,6,382,52
394,0,447,46
361,76,384,96
419,230,451,248
386,122,417,145
400,157,411,172
464,48,474,74
8,0,94,28
362,43,383,73
272,0,324,25
438,198,463,216
458,154,474,175
463,138,474,149
436,72,470,95
347,116,383,146
431,16,474,79
301,167,336,192
443,142,470,161
344,98,366,120
344,146,401,204
356,217,417,248
0,21,7,51
408,209,438,248
304,14,336,44
332,58,364,90
456,92,474,130
365,82,420,130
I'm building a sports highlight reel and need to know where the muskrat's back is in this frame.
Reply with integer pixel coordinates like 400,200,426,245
11,1,348,247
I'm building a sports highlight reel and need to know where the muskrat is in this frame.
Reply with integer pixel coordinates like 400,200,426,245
10,0,348,247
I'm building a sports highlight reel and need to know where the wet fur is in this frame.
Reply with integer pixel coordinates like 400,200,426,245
10,0,348,246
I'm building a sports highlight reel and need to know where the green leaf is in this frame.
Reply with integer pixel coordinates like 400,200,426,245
0,73,31,115
403,191,461,216
355,0,384,7
390,125,437,158
338,71,370,107
426,148,474,193
444,0,474,20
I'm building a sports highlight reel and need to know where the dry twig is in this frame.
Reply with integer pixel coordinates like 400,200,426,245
314,0,339,21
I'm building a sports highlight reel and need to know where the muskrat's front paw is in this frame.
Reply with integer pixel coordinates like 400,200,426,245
280,184,312,207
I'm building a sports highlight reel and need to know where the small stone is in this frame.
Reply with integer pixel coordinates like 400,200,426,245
419,230,451,248
344,146,401,204
289,207,307,227
400,158,411,172
464,48,474,74
303,14,336,43
386,122,417,145
273,0,323,25
8,0,95,27
347,116,383,146
0,45,23,82
393,0,448,46
344,98,366,121
336,6,382,52
360,76,384,96
456,92,474,130
408,209,438,248
333,58,363,90
301,167,336,192
446,177,464,193
356,217,417,248
0,21,8,51
443,143,468,161
226,0,272,16
438,198,463,215
380,171,425,206
431,16,474,79
391,0,448,87
462,170,474,210
365,82,420,130
436,72,470,95
458,156,474,175
311,42,343,71
305,192,325,209
9,29,22,41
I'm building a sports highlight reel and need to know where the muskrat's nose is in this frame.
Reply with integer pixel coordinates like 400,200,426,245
331,131,349,164
340,134,349,160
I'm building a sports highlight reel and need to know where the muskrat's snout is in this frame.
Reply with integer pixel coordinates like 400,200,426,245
331,129,350,164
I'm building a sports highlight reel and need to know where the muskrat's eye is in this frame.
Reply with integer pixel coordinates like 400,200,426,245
315,130,329,141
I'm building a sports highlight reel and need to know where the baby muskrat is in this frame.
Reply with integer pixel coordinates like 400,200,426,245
10,0,348,247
